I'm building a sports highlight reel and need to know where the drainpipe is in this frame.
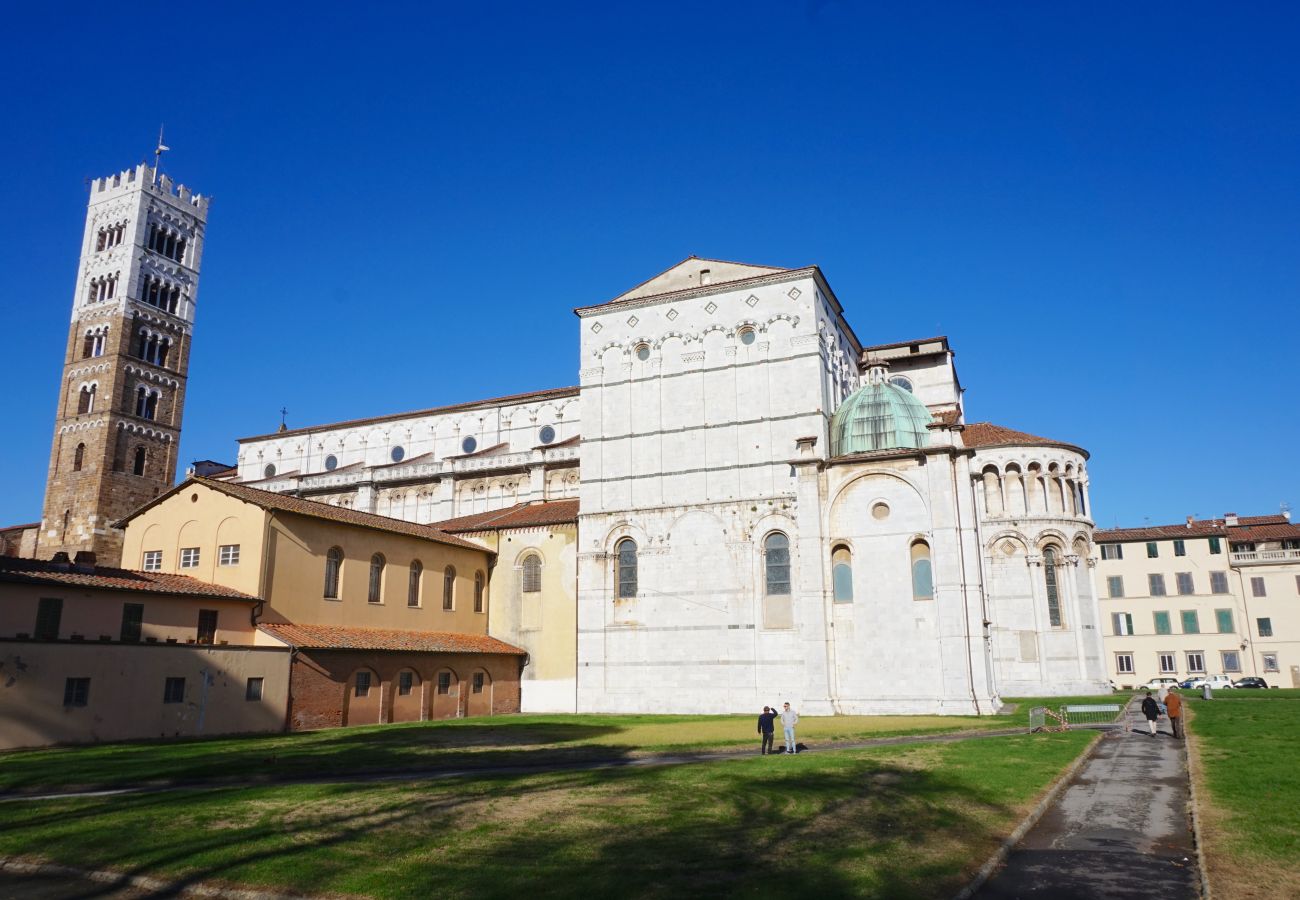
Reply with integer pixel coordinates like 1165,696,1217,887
949,450,983,715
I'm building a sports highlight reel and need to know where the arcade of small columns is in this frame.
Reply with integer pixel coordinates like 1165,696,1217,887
976,459,1090,520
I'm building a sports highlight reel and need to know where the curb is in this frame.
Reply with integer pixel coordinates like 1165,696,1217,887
0,858,309,900
1182,707,1214,900
951,728,1108,899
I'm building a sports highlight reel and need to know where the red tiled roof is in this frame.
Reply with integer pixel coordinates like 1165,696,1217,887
1225,521,1300,541
1094,514,1295,542
238,386,580,442
259,623,526,655
0,556,258,601
962,422,1087,456
434,500,580,533
116,477,489,553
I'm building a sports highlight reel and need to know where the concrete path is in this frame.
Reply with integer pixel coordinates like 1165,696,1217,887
978,702,1197,899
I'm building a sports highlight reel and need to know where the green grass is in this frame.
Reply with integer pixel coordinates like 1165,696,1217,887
0,731,1096,899
1187,689,1300,898
0,711,1017,793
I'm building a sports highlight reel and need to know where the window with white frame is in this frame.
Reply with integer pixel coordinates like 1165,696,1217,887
1101,544,1123,560
1262,653,1279,673
218,544,240,566
142,550,162,571
1111,612,1134,636
521,553,542,593
1115,653,1134,674
1221,650,1241,673
1186,651,1205,673
1158,652,1177,674
179,547,200,568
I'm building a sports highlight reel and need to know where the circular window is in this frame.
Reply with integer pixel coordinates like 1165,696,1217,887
871,502,890,520
889,376,914,393
324,455,338,471
739,327,757,346
539,425,556,445
390,446,405,463
462,436,478,454
635,343,651,361
264,464,276,478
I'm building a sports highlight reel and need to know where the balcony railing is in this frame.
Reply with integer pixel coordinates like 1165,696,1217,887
1230,548,1300,565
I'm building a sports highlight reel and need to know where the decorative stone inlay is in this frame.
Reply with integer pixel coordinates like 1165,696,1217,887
704,301,717,314
626,315,639,327
666,308,678,321
590,322,603,333
788,286,802,300
745,294,759,307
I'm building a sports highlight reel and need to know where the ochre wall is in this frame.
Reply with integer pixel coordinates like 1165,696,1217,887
0,641,289,750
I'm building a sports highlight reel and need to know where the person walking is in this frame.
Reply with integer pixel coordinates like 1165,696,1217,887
1140,691,1161,736
780,702,799,754
757,706,777,755
1165,689,1184,739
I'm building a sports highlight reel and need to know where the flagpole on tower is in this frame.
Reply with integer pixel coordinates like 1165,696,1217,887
152,126,170,185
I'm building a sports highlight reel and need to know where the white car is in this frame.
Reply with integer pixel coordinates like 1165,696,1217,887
1187,674,1236,690
1143,677,1180,691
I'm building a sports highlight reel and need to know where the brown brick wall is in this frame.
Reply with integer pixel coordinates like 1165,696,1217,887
286,649,523,731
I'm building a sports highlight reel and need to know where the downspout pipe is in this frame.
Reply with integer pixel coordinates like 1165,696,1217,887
950,450,983,715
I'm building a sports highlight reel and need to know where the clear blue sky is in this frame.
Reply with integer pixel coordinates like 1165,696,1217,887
1,2,1296,530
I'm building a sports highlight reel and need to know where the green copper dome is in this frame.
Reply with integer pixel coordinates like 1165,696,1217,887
830,367,933,456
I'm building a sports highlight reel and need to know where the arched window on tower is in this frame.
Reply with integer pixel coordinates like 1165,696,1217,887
764,532,791,596
324,547,342,599
408,560,422,607
832,544,853,602
521,553,541,593
82,332,95,359
616,538,637,598
77,384,96,415
1043,547,1063,627
132,446,146,476
911,541,934,601
368,554,385,603
73,443,85,472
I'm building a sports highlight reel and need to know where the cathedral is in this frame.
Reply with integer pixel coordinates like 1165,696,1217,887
226,257,1110,714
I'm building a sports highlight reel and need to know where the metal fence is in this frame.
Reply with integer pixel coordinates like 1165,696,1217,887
1029,703,1122,733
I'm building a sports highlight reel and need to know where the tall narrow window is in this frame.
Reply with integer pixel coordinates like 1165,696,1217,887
1043,548,1062,627
196,609,218,644
1146,542,1159,558
831,545,853,602
35,597,63,640
616,538,638,598
1153,611,1172,635
1208,536,1222,554
163,677,186,704
443,565,456,610
368,554,385,603
522,553,542,593
324,547,342,599
133,447,146,476
73,443,85,472
120,603,144,642
1173,539,1186,557
1210,571,1229,594
474,571,485,613
63,677,90,707
408,560,422,607
764,532,791,596
1215,609,1234,634
911,541,934,601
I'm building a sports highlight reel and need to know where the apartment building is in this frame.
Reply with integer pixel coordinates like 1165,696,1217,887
1095,512,1300,688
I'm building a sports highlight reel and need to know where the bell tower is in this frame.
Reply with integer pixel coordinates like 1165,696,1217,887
36,163,211,566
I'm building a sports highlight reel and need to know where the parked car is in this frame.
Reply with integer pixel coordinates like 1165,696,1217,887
1233,677,1270,689
1177,678,1200,689
1143,677,1181,691
1187,674,1236,690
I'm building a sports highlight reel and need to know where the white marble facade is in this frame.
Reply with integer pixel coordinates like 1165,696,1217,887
233,257,1109,714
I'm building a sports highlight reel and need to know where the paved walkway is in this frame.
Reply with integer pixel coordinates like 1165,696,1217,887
978,703,1198,899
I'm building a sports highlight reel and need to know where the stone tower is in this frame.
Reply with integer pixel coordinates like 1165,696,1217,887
36,163,210,566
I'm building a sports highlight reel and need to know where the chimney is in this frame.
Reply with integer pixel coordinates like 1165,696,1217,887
1185,515,1194,529
1224,512,1238,527
72,551,97,572
49,551,71,571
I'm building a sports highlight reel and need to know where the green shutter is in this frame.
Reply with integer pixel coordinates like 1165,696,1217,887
1216,609,1234,634
1154,611,1171,635
1181,610,1200,634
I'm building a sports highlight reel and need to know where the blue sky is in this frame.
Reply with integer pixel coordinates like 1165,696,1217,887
1,2,1296,529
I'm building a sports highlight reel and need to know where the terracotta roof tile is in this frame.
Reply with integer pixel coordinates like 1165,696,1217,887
962,422,1087,456
434,500,580,533
1227,522,1300,541
259,623,526,655
116,478,488,553
0,556,258,601
1094,514,1295,542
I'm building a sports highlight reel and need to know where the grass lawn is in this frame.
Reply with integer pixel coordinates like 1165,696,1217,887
1186,689,1300,899
0,731,1096,899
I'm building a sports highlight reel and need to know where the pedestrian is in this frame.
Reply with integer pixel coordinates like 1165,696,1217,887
780,702,799,754
1140,691,1161,736
1165,689,1183,740
757,706,777,755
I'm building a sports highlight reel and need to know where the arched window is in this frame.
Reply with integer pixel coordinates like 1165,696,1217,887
443,565,456,610
764,532,791,596
132,446,146,476
368,554,385,603
474,570,485,612
82,333,95,359
832,545,853,602
77,384,96,415
616,538,637,598
73,443,85,472
408,560,422,607
324,547,342,599
1043,547,1063,627
911,541,933,601
521,553,542,593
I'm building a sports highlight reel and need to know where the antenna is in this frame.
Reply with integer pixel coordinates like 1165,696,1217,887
152,126,170,185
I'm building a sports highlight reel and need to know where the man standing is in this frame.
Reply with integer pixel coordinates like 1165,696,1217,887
780,702,799,754
757,706,777,755
1165,689,1184,739
1140,691,1161,736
